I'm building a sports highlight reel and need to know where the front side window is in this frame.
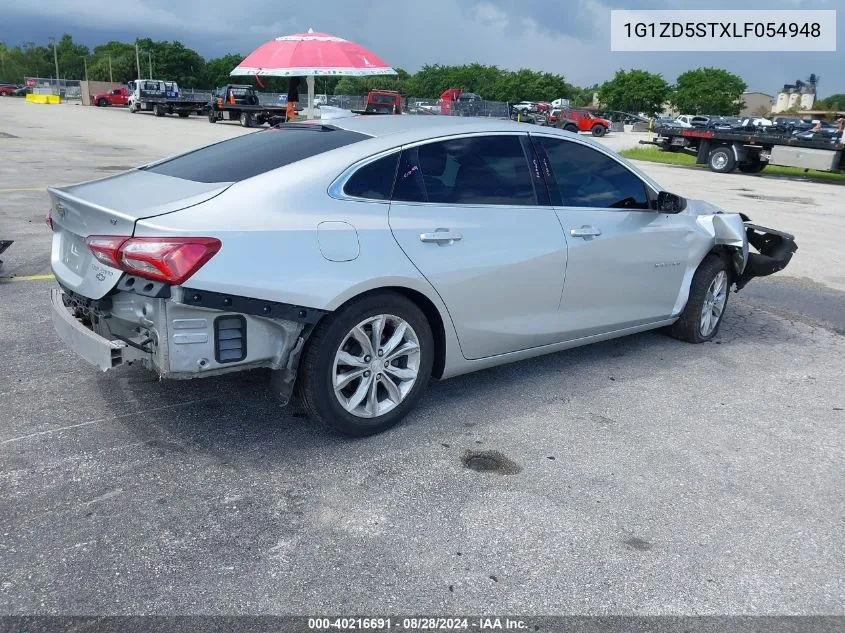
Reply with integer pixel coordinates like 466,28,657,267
536,137,651,210
392,135,537,206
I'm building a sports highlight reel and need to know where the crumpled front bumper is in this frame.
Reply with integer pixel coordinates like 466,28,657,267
736,223,798,290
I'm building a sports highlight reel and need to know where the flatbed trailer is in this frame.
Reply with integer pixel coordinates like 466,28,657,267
207,85,292,127
127,80,209,118
641,126,845,175
132,97,209,118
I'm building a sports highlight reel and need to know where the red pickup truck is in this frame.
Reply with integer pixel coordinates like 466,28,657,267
92,87,129,107
555,108,610,137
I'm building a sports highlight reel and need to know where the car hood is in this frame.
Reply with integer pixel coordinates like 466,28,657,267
684,198,730,216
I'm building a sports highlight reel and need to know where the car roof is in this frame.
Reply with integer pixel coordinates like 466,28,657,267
328,114,528,138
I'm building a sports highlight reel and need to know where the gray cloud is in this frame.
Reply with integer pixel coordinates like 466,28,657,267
1,0,842,94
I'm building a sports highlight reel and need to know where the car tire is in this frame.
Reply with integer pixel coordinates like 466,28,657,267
666,254,731,344
592,124,607,137
153,104,165,117
297,292,434,437
240,112,252,127
97,98,108,107
563,124,578,133
708,147,736,173
208,110,217,123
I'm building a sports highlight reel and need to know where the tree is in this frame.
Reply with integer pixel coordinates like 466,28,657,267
598,69,669,115
672,67,747,115
817,93,845,111
201,53,244,89
134,38,205,86
88,41,137,83
334,76,363,95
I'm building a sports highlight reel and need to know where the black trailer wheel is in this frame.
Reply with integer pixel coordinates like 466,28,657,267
208,110,217,123
153,104,165,117
739,160,767,174
240,112,252,128
708,146,736,173
178,111,190,118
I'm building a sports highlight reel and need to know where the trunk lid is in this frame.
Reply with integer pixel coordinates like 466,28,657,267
49,169,231,299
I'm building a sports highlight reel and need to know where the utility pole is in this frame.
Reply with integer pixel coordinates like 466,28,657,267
108,55,113,82
148,52,152,78
135,41,141,80
49,37,60,86
83,57,88,82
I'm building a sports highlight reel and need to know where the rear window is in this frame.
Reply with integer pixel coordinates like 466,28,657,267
142,125,369,183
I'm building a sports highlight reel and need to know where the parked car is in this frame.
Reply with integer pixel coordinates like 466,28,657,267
0,83,25,97
557,108,611,136
547,109,579,133
675,115,710,128
92,87,129,107
47,116,796,437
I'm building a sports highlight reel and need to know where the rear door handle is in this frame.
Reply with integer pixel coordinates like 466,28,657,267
570,226,602,238
420,230,463,243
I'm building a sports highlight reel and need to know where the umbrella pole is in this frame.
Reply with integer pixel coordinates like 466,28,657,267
306,75,315,119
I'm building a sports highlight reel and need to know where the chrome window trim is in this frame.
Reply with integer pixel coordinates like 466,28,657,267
529,132,662,197
328,131,533,205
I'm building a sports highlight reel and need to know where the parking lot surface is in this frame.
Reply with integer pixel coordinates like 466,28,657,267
1,100,843,615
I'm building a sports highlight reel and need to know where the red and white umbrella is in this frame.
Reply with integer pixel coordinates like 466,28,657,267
231,28,396,117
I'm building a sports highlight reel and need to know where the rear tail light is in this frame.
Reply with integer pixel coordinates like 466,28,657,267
45,213,54,231
85,236,221,285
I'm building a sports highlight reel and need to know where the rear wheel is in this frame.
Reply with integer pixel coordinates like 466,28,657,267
591,124,607,137
153,104,165,117
297,293,434,437
738,160,766,173
178,111,190,118
239,111,252,127
666,254,731,343
207,110,217,123
708,146,736,173
563,123,578,133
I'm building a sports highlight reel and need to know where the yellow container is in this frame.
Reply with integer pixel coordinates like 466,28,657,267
25,93,60,104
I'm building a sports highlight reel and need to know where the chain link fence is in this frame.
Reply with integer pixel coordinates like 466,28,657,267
24,78,82,102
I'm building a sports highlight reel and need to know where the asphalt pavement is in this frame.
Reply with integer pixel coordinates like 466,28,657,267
1,100,843,615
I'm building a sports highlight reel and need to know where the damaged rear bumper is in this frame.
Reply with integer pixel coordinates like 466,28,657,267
736,223,798,290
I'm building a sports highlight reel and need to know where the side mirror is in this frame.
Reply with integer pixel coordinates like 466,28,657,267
656,191,686,213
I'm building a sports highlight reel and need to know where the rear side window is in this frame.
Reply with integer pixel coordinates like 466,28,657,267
143,126,369,183
343,153,399,200
392,135,538,206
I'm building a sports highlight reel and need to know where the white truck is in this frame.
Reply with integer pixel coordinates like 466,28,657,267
127,79,208,118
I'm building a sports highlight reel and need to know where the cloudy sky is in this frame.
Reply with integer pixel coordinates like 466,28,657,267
2,0,843,94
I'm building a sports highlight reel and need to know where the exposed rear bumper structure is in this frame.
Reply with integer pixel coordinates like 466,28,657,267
50,288,148,371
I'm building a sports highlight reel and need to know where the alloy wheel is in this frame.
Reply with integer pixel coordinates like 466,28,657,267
700,270,728,337
332,314,421,418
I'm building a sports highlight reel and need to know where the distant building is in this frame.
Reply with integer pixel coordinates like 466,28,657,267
740,92,774,116
771,77,817,113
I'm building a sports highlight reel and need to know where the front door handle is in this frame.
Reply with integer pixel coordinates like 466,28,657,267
570,225,602,239
420,230,463,244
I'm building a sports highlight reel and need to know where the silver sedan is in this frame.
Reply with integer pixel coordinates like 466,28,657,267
48,116,797,436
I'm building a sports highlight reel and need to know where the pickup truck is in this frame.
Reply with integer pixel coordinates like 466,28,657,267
357,90,403,115
555,108,611,136
93,87,129,107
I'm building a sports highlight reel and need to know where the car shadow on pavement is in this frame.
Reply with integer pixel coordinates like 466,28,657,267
91,299,804,460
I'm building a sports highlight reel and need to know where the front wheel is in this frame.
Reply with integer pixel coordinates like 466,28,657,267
97,98,108,107
666,254,731,343
208,110,217,123
591,124,607,137
297,293,434,437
